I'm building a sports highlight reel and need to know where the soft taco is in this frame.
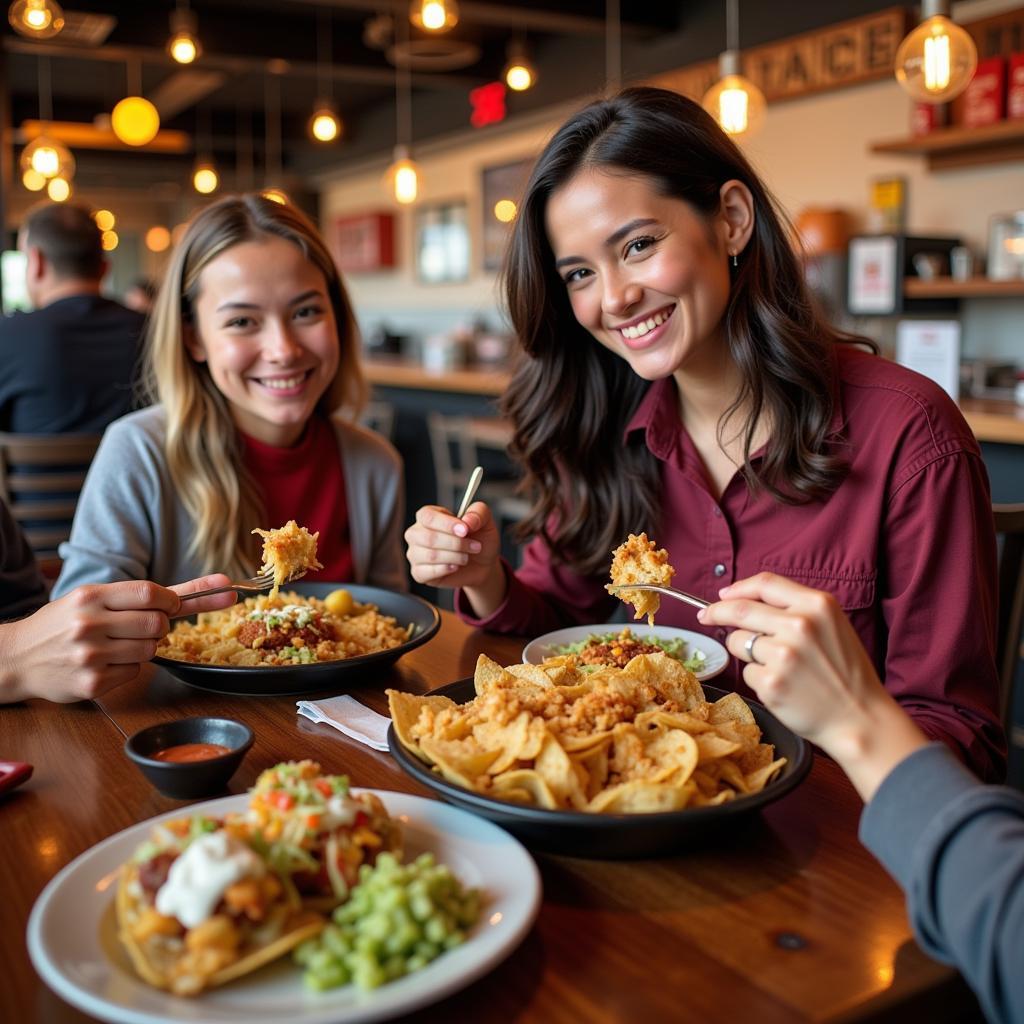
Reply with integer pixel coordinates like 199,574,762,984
247,761,403,911
116,813,324,996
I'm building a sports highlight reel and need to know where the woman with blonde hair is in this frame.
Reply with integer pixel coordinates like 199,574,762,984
54,194,405,595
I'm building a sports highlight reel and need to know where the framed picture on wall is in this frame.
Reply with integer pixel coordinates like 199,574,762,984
330,212,395,273
481,158,532,272
415,201,470,283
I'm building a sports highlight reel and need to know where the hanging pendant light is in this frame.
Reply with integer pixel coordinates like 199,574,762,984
191,105,219,194
309,10,342,143
504,38,536,93
46,175,70,202
387,16,420,204
410,0,458,33
20,56,74,189
894,0,977,104
8,0,64,39
262,72,288,202
167,2,201,65
701,0,765,137
112,61,160,146
192,160,219,194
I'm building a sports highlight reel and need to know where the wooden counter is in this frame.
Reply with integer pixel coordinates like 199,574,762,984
959,397,1024,446
364,357,510,396
366,357,1024,447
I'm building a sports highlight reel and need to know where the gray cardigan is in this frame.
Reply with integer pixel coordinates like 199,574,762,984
52,406,407,597
860,743,1024,1024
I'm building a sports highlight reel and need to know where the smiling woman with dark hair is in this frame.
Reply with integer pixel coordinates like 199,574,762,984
405,86,1004,783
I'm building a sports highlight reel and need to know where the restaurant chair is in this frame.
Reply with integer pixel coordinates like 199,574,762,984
426,412,530,563
360,401,395,440
994,503,1024,740
0,431,102,572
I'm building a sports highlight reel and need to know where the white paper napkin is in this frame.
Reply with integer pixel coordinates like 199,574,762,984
296,695,391,751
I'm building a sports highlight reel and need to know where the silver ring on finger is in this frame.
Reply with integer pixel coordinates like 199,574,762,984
744,631,765,665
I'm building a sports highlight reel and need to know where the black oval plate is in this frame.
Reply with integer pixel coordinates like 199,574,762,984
153,582,440,697
389,678,812,858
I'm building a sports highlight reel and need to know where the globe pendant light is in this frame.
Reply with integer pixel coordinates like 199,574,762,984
167,3,201,65
894,0,977,104
309,10,342,143
504,38,536,92
20,56,74,189
410,0,458,33
387,16,420,204
112,60,160,146
8,0,63,40
701,0,765,137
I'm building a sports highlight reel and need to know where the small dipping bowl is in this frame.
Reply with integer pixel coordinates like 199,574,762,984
125,717,254,799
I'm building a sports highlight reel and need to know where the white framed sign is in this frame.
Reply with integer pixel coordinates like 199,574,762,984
848,235,899,315
896,319,961,401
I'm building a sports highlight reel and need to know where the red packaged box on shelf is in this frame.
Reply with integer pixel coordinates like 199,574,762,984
961,56,1006,128
1009,53,1024,121
911,102,949,135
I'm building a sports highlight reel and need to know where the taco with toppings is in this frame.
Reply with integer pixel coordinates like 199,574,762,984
247,761,403,911
116,814,324,996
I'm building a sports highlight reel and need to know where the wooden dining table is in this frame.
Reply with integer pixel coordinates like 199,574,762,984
0,610,982,1024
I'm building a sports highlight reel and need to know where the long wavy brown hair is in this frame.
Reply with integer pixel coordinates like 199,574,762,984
142,194,366,575
502,86,874,576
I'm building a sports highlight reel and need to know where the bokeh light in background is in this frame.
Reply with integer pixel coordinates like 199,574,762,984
493,199,517,223
111,96,160,146
93,209,115,231
100,229,118,251
46,176,70,201
145,226,171,253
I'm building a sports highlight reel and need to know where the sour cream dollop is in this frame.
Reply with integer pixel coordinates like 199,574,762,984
155,831,265,928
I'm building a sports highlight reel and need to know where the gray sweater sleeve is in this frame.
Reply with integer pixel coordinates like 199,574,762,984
859,743,1024,1024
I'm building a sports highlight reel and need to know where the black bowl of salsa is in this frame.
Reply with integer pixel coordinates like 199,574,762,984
124,717,254,799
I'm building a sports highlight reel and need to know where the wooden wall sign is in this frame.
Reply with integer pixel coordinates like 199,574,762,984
651,7,910,105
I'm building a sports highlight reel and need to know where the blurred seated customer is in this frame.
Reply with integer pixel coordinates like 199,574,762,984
0,202,146,434
0,495,234,703
701,572,1023,1024
124,276,157,315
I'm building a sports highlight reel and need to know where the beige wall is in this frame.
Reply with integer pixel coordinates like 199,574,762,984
319,80,1024,358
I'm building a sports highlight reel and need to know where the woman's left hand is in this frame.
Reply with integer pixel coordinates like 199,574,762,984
697,572,926,800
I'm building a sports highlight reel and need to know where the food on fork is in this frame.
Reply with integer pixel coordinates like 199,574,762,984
115,814,324,996
605,533,675,625
252,520,324,599
247,761,403,911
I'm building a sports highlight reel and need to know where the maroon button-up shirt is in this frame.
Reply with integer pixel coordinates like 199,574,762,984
458,346,1005,781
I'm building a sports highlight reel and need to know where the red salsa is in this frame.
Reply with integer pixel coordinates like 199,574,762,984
152,742,231,763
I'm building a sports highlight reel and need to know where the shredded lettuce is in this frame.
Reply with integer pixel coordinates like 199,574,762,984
552,631,707,673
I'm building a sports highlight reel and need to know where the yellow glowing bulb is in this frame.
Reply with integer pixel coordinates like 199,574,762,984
493,199,517,223
22,168,46,191
894,14,977,103
169,34,197,64
412,0,456,31
31,145,60,177
101,229,118,251
111,96,161,146
47,176,70,202
310,109,340,143
193,165,219,195
262,189,288,205
393,162,418,204
26,5,49,28
94,209,115,231
505,64,533,92
701,73,765,137
145,226,171,253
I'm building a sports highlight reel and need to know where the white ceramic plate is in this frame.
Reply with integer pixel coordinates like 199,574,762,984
522,623,729,681
27,791,541,1024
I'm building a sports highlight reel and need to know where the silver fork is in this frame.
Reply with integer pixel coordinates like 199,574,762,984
178,570,281,603
607,583,710,612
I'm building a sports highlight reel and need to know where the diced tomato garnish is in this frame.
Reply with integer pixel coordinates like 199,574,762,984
354,811,369,827
305,813,321,831
271,791,295,811
314,780,333,798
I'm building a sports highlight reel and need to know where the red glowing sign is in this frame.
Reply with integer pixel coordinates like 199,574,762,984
469,82,506,127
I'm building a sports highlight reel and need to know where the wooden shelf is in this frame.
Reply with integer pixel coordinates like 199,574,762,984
870,119,1024,171
904,277,1024,298
959,397,1024,446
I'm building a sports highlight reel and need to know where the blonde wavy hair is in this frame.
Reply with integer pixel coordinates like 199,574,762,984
142,194,367,576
